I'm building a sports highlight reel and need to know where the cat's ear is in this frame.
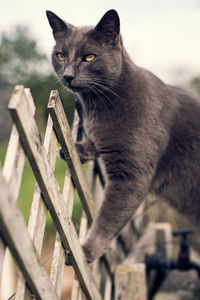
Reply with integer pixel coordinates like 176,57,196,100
46,11,68,39
95,9,120,46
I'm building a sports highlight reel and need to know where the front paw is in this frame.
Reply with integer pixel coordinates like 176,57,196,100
65,252,72,265
59,148,67,161
65,247,93,266
59,147,87,164
82,245,94,263
79,156,88,164
75,143,89,164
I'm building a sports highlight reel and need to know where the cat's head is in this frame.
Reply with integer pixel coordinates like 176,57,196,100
46,10,123,93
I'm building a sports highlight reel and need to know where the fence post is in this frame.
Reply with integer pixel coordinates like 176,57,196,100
115,263,147,300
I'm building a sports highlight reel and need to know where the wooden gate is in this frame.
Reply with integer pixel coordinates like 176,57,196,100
0,85,149,300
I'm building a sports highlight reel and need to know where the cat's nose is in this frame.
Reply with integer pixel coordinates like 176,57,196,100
64,74,75,84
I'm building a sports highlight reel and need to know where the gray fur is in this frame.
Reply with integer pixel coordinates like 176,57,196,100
46,10,200,262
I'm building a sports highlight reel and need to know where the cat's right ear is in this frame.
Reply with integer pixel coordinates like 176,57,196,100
46,11,68,39
94,9,120,46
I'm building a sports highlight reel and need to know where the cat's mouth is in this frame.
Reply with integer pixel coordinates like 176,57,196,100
68,85,84,92
62,76,90,93
65,82,89,93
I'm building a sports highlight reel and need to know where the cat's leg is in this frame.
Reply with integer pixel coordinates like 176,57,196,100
75,139,99,163
59,139,99,163
82,177,150,262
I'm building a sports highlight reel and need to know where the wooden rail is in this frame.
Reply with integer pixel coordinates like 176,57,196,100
0,85,152,300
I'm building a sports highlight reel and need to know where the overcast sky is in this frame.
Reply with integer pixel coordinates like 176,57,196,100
1,0,200,84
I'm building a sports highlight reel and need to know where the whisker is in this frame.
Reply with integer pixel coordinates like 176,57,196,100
81,75,126,99
91,82,121,115
77,76,122,115
90,83,121,116
88,89,97,115
91,85,113,113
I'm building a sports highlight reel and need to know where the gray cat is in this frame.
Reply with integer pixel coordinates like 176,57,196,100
46,9,200,263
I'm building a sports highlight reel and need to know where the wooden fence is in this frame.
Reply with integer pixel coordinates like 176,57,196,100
0,85,165,300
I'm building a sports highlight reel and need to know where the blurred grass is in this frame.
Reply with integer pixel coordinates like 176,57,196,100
0,144,82,233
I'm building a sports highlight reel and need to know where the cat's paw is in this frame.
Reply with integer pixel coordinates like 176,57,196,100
82,245,94,263
75,143,89,164
65,247,93,266
59,147,87,164
59,148,66,161
65,252,72,265
79,156,88,164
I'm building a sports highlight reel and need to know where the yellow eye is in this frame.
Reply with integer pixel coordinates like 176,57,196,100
57,53,65,61
84,54,95,62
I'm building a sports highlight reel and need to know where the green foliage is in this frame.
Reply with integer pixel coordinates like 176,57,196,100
0,26,80,230
22,72,75,127
0,26,47,87
0,25,75,145
0,145,82,232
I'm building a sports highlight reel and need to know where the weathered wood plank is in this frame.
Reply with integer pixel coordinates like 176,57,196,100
50,233,65,296
48,90,96,223
0,169,59,300
120,223,172,300
50,166,74,296
9,86,101,300
28,115,58,251
0,248,17,300
115,263,147,300
15,273,31,300
104,275,112,300
2,88,35,196
0,87,35,289
50,109,81,296
15,114,58,300
71,212,88,300
124,223,156,264
49,92,115,287
71,280,83,300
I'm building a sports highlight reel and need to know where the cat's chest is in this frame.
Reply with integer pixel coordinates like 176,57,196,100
83,113,127,150
83,117,101,142
83,113,116,146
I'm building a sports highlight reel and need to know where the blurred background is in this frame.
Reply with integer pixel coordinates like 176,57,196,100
0,0,200,299
1,0,199,215
0,0,200,146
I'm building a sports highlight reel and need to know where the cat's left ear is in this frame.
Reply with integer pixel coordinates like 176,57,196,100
46,11,69,39
95,9,120,46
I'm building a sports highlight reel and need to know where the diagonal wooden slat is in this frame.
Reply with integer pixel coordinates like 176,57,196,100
48,91,114,288
2,88,35,197
71,160,98,299
0,169,59,300
16,113,59,300
48,90,96,223
0,88,35,285
71,212,88,300
50,159,74,296
8,85,102,300
50,108,81,296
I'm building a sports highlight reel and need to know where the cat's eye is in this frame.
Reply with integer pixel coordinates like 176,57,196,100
83,54,95,62
57,53,65,61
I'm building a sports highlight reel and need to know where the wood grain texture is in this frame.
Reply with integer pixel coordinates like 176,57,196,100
50,108,81,296
48,90,96,223
0,87,35,288
115,263,147,300
8,86,101,300
0,169,59,300
16,114,59,299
